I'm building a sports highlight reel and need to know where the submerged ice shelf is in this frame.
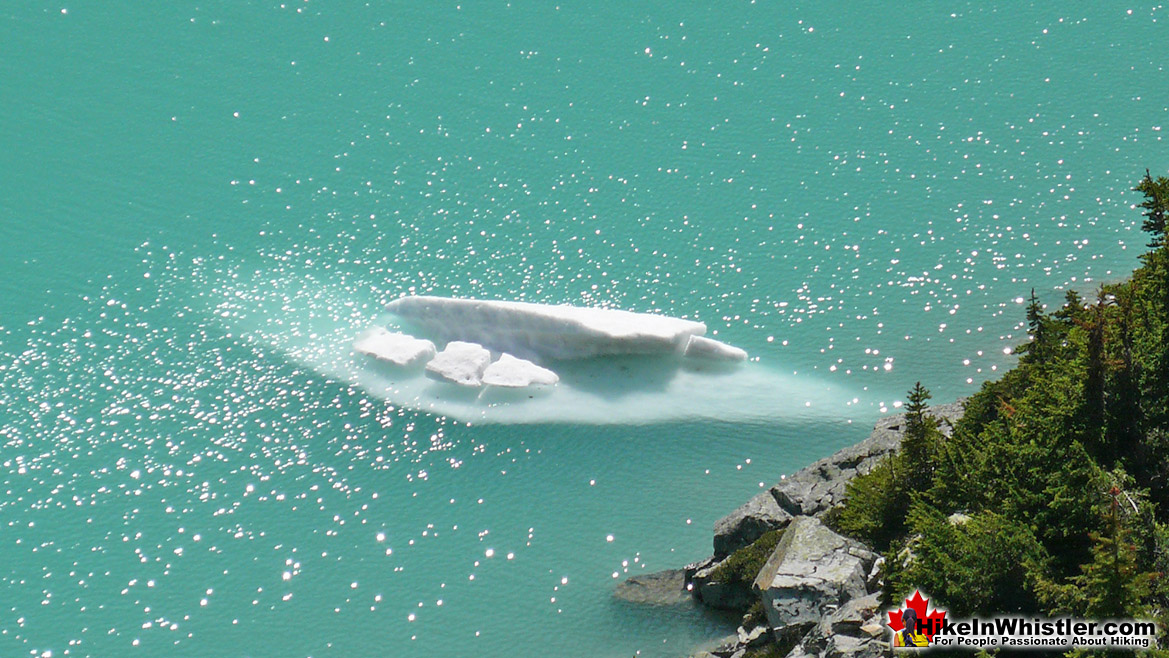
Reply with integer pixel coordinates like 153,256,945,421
219,278,846,424
342,296,768,420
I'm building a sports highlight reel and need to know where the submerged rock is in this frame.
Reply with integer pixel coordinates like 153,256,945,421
613,569,692,606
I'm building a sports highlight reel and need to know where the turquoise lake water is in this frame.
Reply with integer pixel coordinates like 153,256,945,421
1,2,1167,656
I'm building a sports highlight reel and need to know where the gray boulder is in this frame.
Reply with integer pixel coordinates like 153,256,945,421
752,516,876,634
714,490,792,557
737,624,771,648
613,569,692,606
689,556,757,611
787,634,887,658
786,592,888,658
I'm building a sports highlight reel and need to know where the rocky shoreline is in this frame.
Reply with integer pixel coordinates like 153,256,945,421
614,400,966,658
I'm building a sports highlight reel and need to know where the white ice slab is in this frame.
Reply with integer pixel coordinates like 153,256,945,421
685,335,748,361
386,296,710,360
482,353,560,388
425,341,492,386
353,328,436,366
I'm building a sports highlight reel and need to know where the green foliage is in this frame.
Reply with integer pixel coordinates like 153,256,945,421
1054,289,1087,325
742,599,767,629
836,169,1169,631
1037,487,1154,619
708,529,785,589
888,506,1049,616
742,641,789,658
1074,492,1153,619
902,382,942,493
835,383,944,550
835,456,906,551
1136,171,1169,250
1024,288,1049,361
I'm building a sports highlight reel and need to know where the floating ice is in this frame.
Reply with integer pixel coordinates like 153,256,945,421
685,335,748,361
482,353,560,388
385,296,711,360
352,327,436,366
216,279,850,424
425,341,492,386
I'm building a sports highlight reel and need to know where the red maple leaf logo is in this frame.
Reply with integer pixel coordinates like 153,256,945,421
887,590,947,641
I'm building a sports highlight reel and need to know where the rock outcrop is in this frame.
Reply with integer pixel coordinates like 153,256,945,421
752,517,876,636
712,400,965,556
687,556,758,611
679,399,966,658
786,592,888,658
713,490,793,557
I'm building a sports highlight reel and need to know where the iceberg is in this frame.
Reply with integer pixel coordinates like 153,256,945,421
482,353,560,388
215,275,848,425
352,328,436,366
384,296,730,361
425,341,492,386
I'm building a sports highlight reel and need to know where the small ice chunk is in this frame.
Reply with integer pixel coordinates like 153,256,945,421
482,353,559,388
353,328,436,366
685,335,748,361
426,341,492,386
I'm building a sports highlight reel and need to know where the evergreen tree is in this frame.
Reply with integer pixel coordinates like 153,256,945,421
1134,171,1169,431
1075,487,1152,619
1082,292,1108,459
1024,288,1049,361
1055,289,1087,325
891,505,1048,617
835,168,1169,631
905,381,932,431
1136,170,1169,250
1106,285,1143,450
835,457,905,551
902,382,938,493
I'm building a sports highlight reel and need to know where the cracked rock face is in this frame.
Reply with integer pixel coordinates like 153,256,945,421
752,516,876,634
787,592,888,658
